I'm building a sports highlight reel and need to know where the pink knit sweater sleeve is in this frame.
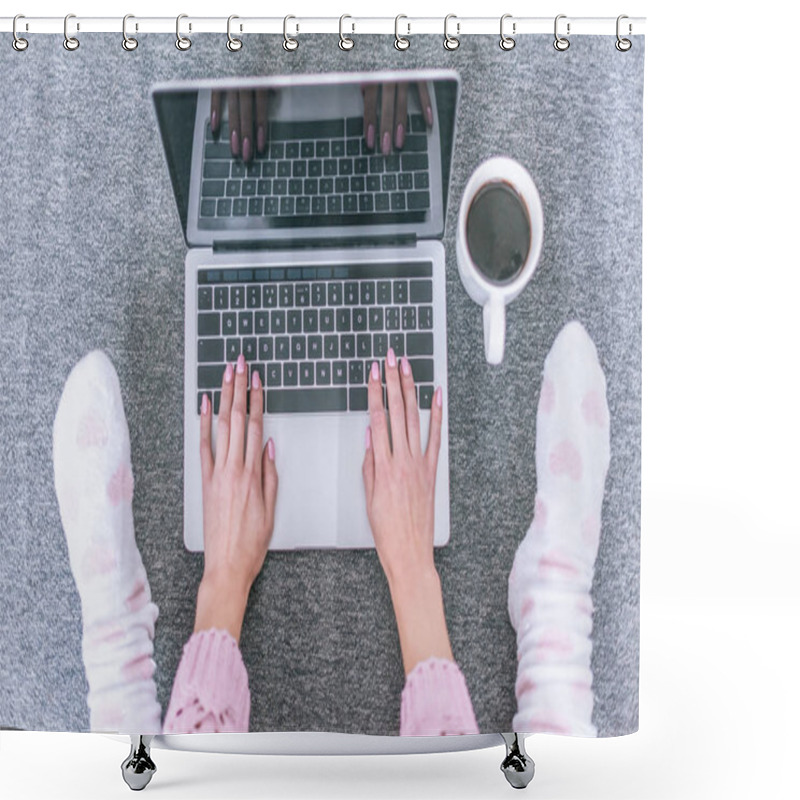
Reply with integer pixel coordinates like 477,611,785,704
162,628,250,734
400,657,479,736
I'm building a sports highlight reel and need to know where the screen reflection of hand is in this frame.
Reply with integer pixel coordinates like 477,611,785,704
211,81,433,163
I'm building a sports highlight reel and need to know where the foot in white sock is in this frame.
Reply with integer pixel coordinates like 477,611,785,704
508,321,610,737
53,350,162,734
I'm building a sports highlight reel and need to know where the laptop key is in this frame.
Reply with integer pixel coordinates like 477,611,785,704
233,199,248,216
291,336,306,360
267,388,347,414
251,363,265,390
373,333,388,358
332,361,347,384
377,281,392,304
407,358,434,383
352,308,368,331
258,337,274,361
402,307,417,330
320,309,335,331
217,198,232,217
314,331,334,359
242,337,257,361
263,285,278,307
419,306,433,329
393,281,408,304
200,200,217,217
270,310,286,334
316,362,331,385
407,191,431,211
295,285,310,307
341,335,355,359
349,387,368,411
406,332,434,356
287,310,302,333
331,140,345,158
308,336,323,359
409,280,433,303
303,308,318,331
299,362,314,386
198,287,213,310
202,180,225,197
226,338,241,361
389,332,404,356
198,364,226,390
343,194,358,212
248,197,263,215
222,312,236,335
283,363,298,386
348,360,364,385
264,197,279,215
360,282,375,305
357,334,372,358
312,196,325,214
204,162,230,179
275,336,290,360
418,385,434,410
266,363,282,387
198,338,224,363
385,307,400,331
369,307,384,330
214,287,229,309
238,312,253,335
231,287,245,309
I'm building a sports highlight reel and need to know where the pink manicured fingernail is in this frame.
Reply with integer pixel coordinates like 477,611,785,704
387,347,396,368
401,356,410,376
257,125,266,153
267,438,275,461
201,393,209,415
367,123,375,150
371,361,380,381
426,105,433,126
365,426,371,450
224,363,234,384
252,369,261,389
436,387,443,408
395,123,404,150
243,136,252,162
231,129,240,157
237,354,246,374
382,130,390,155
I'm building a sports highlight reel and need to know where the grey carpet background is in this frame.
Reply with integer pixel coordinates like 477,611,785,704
0,34,643,737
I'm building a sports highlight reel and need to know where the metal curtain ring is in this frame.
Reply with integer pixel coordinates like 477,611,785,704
283,15,298,51
554,14,570,51
499,13,515,50
443,14,460,50
175,14,191,50
339,14,354,50
12,14,29,51
227,15,242,51
63,13,79,51
122,14,138,51
616,14,632,51
394,15,410,51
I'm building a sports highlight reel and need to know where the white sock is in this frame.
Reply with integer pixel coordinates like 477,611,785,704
507,321,610,737
53,350,162,734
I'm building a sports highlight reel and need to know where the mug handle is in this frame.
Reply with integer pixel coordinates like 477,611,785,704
483,296,506,365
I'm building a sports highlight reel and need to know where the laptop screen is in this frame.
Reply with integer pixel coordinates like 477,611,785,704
152,71,459,248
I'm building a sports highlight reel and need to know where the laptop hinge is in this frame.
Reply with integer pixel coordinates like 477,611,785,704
211,232,418,254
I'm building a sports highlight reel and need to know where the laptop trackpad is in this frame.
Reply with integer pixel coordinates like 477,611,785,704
266,414,371,550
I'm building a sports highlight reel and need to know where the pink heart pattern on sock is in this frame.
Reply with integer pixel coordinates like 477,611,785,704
107,462,134,506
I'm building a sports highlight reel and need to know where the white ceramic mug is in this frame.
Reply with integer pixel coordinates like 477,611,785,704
456,157,544,365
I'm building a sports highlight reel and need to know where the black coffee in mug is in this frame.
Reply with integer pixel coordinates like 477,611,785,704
466,181,532,284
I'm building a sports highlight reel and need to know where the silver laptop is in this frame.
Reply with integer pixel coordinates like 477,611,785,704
152,70,460,551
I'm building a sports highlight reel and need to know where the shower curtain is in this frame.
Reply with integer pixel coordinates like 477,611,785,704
0,28,643,739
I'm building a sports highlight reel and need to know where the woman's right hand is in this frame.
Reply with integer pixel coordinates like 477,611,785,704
362,348,454,674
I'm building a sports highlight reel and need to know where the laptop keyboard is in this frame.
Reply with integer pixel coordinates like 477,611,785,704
196,262,436,415
200,115,432,227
